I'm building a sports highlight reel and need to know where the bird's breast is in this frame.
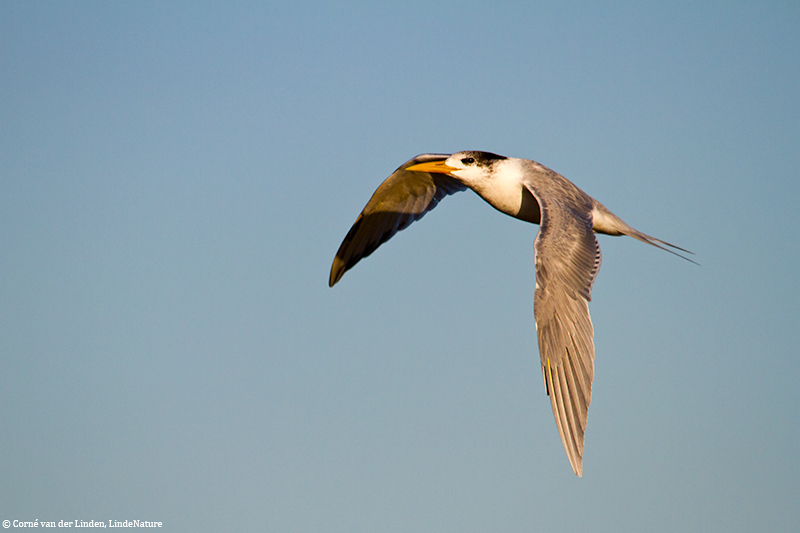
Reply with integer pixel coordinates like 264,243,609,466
473,180,541,225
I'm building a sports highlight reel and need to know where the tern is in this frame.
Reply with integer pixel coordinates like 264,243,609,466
329,151,693,476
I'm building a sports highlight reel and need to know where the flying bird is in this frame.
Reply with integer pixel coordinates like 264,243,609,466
329,151,693,476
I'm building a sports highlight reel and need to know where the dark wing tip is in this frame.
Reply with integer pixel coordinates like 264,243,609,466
328,266,340,287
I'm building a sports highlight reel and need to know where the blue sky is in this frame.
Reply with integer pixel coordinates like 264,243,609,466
1,2,798,531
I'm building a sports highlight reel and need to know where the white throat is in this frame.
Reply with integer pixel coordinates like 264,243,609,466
460,158,529,219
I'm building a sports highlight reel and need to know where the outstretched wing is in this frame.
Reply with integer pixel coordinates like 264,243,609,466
329,154,466,287
525,183,601,477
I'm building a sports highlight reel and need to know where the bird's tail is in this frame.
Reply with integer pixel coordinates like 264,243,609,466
591,202,697,264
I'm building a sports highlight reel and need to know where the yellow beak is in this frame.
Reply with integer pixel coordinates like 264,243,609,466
405,160,459,174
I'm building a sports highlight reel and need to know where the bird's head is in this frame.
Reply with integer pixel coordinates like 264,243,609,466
406,151,508,188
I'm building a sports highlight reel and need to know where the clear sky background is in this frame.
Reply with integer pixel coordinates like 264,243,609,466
2,2,798,531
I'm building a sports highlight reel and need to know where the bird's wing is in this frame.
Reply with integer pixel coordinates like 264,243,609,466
524,183,601,477
329,154,466,287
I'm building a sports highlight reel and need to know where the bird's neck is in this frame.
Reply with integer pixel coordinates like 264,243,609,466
471,160,541,224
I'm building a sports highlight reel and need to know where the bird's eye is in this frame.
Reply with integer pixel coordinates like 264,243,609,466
461,157,475,165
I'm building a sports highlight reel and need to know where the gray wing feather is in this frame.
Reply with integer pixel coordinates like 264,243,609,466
526,182,600,477
329,154,466,287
